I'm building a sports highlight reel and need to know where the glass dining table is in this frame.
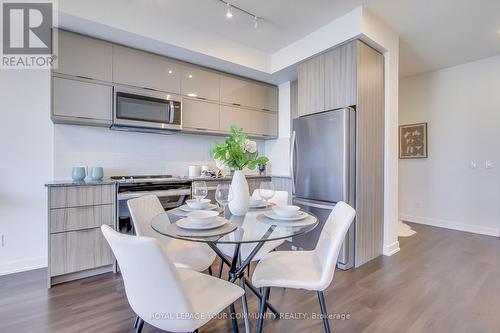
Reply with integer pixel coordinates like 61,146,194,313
151,205,319,333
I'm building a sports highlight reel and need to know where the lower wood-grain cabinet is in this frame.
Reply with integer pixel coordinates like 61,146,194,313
46,183,116,287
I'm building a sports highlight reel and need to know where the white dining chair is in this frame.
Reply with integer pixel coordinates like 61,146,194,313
127,195,216,273
251,201,356,333
101,225,244,333
216,190,290,277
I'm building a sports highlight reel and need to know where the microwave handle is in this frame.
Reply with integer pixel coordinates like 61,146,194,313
168,101,174,123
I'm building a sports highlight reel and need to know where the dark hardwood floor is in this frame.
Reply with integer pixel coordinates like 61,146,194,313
1,223,499,333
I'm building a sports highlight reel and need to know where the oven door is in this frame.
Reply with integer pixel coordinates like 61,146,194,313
113,85,182,131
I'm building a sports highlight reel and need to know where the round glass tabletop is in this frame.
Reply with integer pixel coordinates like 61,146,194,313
151,207,319,244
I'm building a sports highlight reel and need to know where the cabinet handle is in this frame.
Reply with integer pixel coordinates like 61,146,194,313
143,87,158,92
76,75,93,80
196,96,207,100
194,127,207,131
232,103,241,106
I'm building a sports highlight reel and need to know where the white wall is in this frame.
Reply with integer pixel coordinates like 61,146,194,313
265,82,291,177
53,125,265,179
0,69,53,275
399,54,500,236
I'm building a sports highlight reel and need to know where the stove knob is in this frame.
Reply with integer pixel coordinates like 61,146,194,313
130,176,134,183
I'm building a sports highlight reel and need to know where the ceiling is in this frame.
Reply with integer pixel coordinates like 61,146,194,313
59,0,500,78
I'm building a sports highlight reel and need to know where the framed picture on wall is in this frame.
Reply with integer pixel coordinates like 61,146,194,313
399,122,428,159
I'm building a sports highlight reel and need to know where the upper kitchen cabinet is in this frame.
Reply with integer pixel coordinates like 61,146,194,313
182,98,220,132
112,45,181,94
324,42,357,110
181,66,220,101
52,76,112,127
298,55,325,116
298,41,357,116
53,29,112,82
220,75,278,112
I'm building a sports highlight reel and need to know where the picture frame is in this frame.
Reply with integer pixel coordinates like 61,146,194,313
399,122,428,159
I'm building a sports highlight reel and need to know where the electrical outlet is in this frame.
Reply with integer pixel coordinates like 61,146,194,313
485,160,494,169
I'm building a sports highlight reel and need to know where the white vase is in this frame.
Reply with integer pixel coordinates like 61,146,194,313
228,170,250,216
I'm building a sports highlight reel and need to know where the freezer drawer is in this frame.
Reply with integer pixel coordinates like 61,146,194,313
291,198,354,270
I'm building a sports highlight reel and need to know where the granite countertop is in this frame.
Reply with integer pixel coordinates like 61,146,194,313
45,179,117,187
45,174,272,187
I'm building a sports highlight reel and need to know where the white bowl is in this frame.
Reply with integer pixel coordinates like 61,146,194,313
272,205,301,218
249,197,265,206
186,198,210,210
186,210,219,225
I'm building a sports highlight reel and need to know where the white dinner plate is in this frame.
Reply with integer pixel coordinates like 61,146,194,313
179,203,218,212
249,202,275,209
263,211,308,221
176,217,227,230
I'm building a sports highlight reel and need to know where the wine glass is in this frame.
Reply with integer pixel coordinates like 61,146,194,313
259,181,275,208
215,183,232,219
192,181,208,202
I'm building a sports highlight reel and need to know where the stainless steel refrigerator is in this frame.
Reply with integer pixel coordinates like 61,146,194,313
291,107,356,270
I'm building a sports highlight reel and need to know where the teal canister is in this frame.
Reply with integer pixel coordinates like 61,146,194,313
71,167,86,181
90,167,104,181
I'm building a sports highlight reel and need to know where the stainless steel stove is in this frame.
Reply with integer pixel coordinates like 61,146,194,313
113,174,191,234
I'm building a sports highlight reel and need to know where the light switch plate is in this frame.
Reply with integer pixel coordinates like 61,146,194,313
470,160,477,169
485,160,493,169
0,234,4,247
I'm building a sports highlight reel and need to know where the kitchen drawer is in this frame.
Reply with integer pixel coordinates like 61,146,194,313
50,228,114,277
49,185,115,209
50,204,115,234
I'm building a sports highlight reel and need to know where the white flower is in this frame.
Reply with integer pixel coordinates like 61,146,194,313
242,139,257,154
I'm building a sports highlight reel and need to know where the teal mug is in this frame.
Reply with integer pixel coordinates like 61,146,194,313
71,167,86,181
90,167,104,181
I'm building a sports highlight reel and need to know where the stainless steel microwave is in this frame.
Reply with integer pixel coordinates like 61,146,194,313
111,85,181,134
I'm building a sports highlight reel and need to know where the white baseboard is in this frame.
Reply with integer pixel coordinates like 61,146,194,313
400,214,500,237
383,241,400,256
0,256,47,276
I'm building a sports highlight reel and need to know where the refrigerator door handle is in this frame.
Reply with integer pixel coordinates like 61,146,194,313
290,130,297,194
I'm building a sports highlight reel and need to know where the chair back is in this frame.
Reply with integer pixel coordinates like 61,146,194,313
314,202,356,290
127,195,167,238
101,225,196,331
252,190,289,206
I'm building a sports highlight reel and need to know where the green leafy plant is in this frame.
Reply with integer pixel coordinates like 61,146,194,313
210,125,269,171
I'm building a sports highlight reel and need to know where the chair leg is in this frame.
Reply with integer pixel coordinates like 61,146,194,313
136,317,144,333
208,265,213,276
257,287,270,333
317,291,331,333
229,303,239,333
133,315,139,328
217,260,224,278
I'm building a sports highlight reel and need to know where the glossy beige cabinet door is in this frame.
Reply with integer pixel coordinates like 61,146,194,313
54,30,112,82
52,77,112,126
221,75,278,112
220,75,251,107
113,45,181,93
181,67,220,101
182,98,220,131
248,111,278,137
298,55,325,116
219,105,252,133
324,42,357,110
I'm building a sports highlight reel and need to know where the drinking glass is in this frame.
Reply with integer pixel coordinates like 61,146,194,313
259,181,275,208
192,181,208,201
215,183,232,219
